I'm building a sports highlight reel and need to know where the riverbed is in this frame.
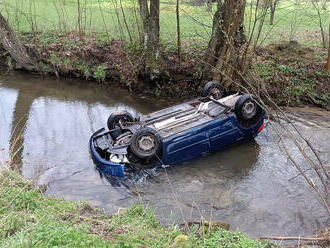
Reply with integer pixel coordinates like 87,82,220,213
0,68,329,238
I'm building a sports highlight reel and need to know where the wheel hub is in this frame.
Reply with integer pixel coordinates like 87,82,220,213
242,101,257,119
138,135,155,151
115,117,128,128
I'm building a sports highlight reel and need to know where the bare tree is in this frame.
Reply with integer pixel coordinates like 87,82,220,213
0,12,36,70
77,0,83,37
310,0,327,48
204,0,247,87
206,0,213,12
176,0,181,63
139,0,160,70
269,0,280,25
326,20,330,72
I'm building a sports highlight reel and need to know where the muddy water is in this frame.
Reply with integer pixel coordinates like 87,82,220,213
0,68,329,238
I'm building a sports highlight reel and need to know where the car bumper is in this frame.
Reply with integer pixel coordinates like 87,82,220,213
89,128,125,178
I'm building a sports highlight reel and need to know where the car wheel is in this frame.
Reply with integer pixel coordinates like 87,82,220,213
235,94,263,128
202,81,225,100
107,110,134,130
129,127,162,160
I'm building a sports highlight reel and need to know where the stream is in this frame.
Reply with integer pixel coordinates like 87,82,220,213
0,68,329,238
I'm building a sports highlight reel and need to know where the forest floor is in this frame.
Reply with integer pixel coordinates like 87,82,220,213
0,169,274,248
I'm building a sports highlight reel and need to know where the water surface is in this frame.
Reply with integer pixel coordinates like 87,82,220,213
0,68,329,238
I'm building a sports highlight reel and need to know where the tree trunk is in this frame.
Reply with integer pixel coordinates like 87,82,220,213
176,0,181,63
269,1,275,25
327,45,330,72
149,0,160,54
0,13,36,71
262,0,279,25
139,0,160,70
320,23,326,49
312,1,326,49
206,0,212,12
204,0,247,87
326,21,330,72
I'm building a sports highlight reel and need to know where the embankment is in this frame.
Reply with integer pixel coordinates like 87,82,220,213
1,33,329,108
0,169,271,247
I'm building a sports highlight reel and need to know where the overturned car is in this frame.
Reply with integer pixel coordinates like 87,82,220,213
90,82,265,178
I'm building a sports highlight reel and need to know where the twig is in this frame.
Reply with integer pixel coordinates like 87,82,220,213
260,235,327,241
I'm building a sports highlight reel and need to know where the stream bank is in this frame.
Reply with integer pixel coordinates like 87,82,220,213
0,170,273,248
0,33,329,108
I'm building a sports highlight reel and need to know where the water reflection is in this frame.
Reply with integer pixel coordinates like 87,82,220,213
119,141,260,225
0,68,329,238
9,90,36,171
0,88,17,164
0,69,167,213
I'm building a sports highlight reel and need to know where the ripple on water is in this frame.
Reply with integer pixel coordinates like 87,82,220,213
0,69,329,238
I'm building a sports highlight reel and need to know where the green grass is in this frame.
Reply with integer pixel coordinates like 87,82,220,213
249,1,330,47
0,0,329,48
93,64,107,82
250,41,330,107
0,169,274,247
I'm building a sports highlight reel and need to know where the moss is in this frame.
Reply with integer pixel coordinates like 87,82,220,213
173,235,190,247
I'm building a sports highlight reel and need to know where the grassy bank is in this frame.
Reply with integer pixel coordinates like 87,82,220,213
0,0,329,108
0,169,273,247
2,31,329,107
252,41,330,108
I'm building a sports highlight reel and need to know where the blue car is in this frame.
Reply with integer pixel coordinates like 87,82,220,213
90,82,265,178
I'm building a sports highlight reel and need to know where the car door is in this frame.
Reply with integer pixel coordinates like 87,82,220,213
208,115,244,152
162,127,210,165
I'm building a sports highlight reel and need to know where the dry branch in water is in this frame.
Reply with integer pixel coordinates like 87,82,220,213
199,40,330,215
260,231,330,247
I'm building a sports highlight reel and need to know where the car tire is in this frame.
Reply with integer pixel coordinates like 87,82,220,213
129,127,162,160
202,81,225,100
107,110,134,130
235,94,263,128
